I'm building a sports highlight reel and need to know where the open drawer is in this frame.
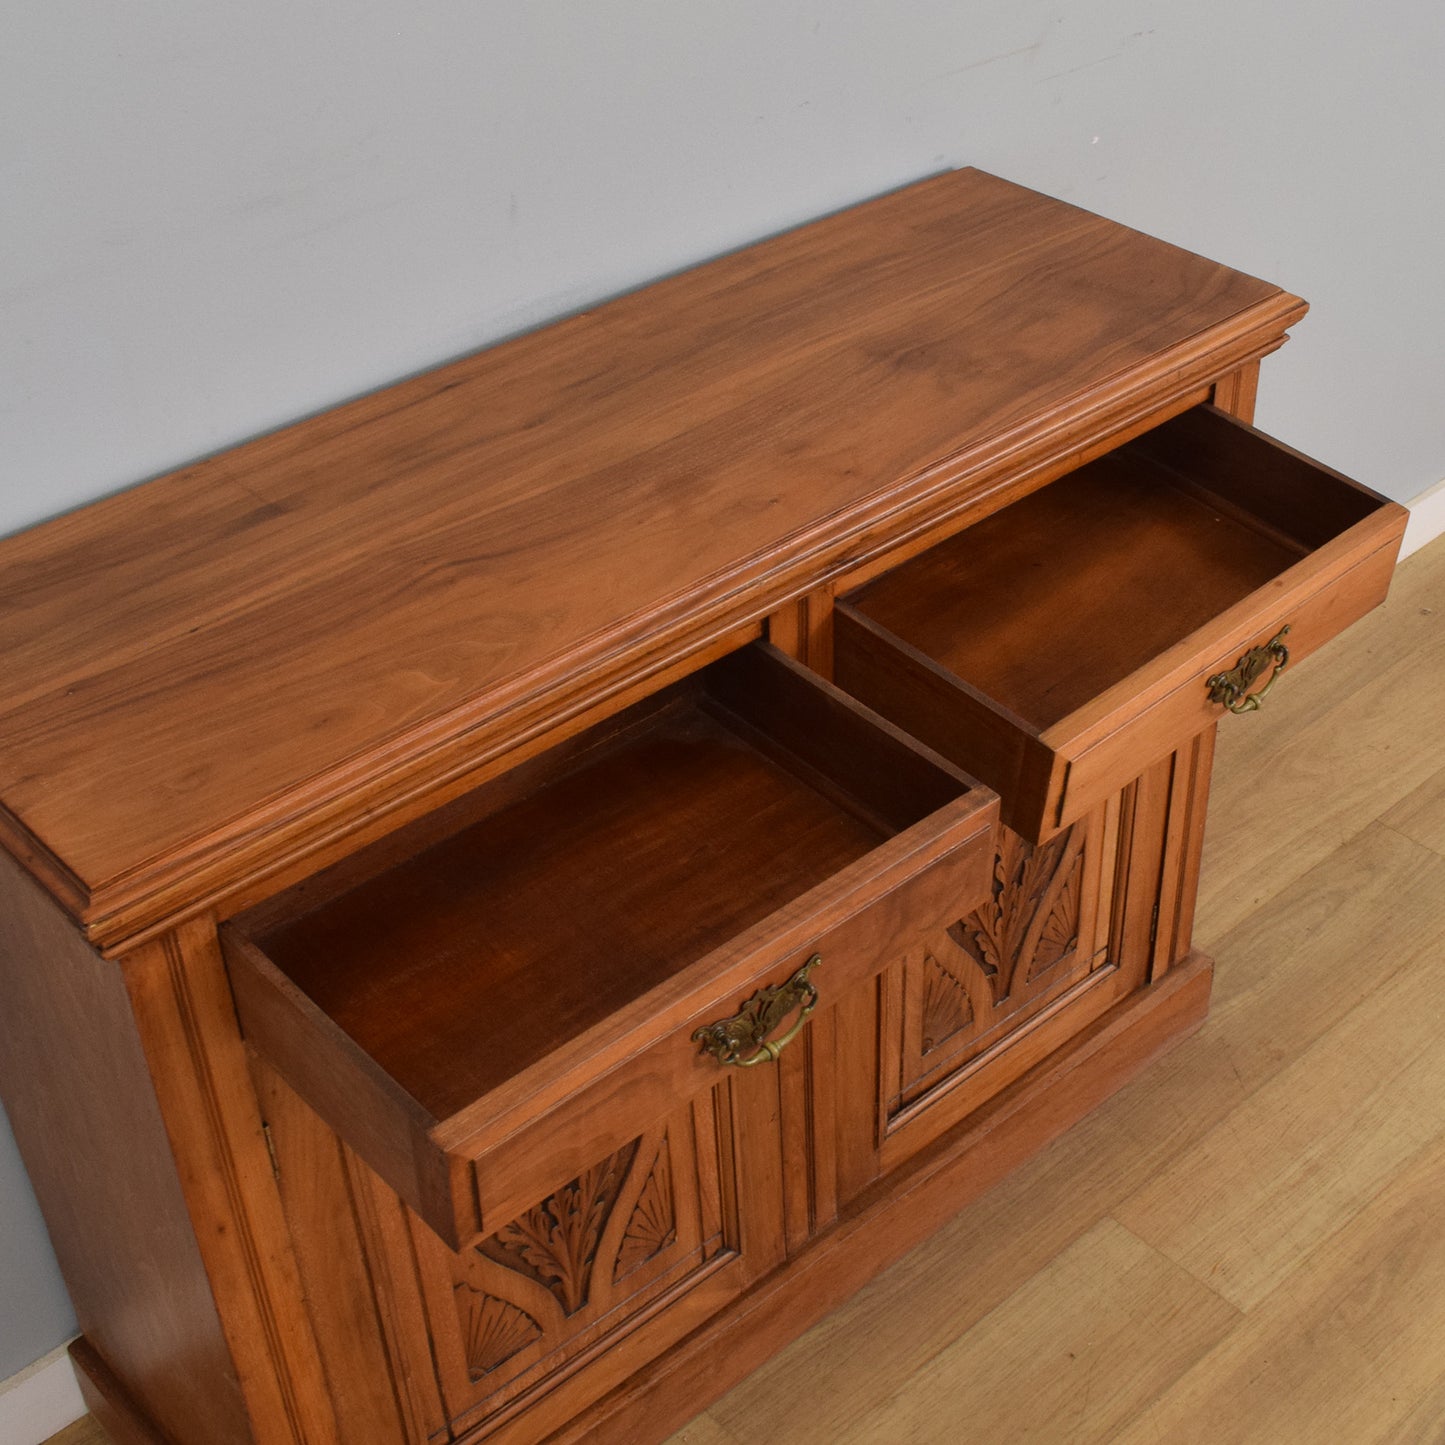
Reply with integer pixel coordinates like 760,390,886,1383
222,642,998,1248
834,404,1408,842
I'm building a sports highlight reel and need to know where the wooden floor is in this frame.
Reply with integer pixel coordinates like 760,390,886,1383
667,532,1445,1445
44,1420,106,1445
49,536,1445,1445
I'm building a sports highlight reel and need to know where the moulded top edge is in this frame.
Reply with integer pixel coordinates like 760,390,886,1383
0,170,1294,940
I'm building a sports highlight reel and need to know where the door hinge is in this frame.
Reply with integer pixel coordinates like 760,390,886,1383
261,1121,280,1181
1149,903,1160,949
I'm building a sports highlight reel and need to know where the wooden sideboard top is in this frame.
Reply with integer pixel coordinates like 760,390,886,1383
0,168,1302,948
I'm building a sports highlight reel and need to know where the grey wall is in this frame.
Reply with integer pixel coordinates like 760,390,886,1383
2,0,1442,1385
0,1103,78,1380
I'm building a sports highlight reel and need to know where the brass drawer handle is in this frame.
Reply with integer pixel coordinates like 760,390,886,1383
692,955,822,1068
1207,625,1291,713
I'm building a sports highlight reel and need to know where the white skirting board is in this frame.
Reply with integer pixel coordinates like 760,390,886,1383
1403,476,1445,559
0,1344,84,1445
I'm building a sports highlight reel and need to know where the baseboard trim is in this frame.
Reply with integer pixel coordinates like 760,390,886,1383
70,1340,167,1445
0,1342,85,1445
1403,476,1445,559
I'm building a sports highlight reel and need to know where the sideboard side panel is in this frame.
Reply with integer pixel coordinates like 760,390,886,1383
122,916,342,1445
0,851,252,1445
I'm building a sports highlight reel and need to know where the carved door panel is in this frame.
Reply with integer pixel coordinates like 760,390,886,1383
389,1080,781,1443
867,787,1149,1175
893,812,1106,1112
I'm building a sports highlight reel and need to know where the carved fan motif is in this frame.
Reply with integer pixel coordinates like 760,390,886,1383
920,951,972,1055
419,1100,735,1426
951,826,1082,1006
1028,847,1081,982
479,1141,638,1315
454,1288,542,1381
614,1141,677,1281
894,819,1093,1116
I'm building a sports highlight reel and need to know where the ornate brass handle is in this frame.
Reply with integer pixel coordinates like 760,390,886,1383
1206,625,1291,714
692,955,822,1068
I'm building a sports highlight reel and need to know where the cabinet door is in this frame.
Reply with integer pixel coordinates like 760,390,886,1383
410,1084,773,1442
829,743,1202,1206
275,1070,784,1445
875,797,1132,1172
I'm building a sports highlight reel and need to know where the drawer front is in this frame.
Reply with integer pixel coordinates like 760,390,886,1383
1047,538,1399,828
835,404,1407,842
224,641,998,1249
453,805,997,1239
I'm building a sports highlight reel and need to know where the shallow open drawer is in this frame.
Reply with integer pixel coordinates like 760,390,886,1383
222,642,998,1247
834,404,1407,842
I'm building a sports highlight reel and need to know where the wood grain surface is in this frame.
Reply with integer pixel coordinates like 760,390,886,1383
652,534,1445,1445
0,856,252,1445
0,168,1300,949
23,170,1401,1445
836,403,1406,840
53,525,1445,1445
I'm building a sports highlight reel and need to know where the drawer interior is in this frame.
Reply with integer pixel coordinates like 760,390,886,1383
846,404,1383,732
229,641,978,1131
834,404,1404,841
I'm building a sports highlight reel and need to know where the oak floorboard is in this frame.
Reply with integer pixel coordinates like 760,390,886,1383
1196,537,1445,941
1110,1135,1445,1445
1381,756,1445,858
42,1420,109,1445
1187,817,1445,1072
1387,1370,1445,1445
832,1218,1239,1445
1113,896,1445,1309
656,1415,739,1445
37,1379,736,1445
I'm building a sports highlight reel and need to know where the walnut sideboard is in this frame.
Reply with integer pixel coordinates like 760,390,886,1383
0,169,1407,1445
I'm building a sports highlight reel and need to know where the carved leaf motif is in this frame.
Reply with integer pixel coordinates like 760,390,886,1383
614,1140,677,1281
920,950,972,1055
950,826,1081,1005
479,1141,638,1315
454,1287,542,1381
